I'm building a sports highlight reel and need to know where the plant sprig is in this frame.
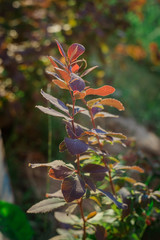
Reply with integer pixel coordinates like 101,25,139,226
27,40,146,240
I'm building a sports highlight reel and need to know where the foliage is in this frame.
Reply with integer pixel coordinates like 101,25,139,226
26,41,160,240
1,0,160,239
0,201,33,240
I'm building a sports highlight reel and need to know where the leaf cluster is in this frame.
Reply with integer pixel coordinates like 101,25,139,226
27,41,158,240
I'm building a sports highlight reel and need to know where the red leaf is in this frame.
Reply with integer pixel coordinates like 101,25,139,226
100,98,125,111
86,85,115,97
55,40,66,58
61,175,86,202
68,43,85,62
72,63,80,73
48,56,65,69
48,56,58,68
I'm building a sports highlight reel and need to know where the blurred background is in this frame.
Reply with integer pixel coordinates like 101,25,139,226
0,0,160,239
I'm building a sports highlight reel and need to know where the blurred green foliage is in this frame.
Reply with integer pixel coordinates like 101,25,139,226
0,201,33,240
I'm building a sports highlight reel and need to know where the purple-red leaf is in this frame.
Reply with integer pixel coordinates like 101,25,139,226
49,164,74,181
91,107,102,116
65,138,88,155
41,90,69,113
55,40,66,58
84,176,96,192
69,73,85,92
90,173,106,182
65,122,84,139
82,164,108,173
98,189,128,209
86,85,115,97
61,175,86,202
68,43,85,62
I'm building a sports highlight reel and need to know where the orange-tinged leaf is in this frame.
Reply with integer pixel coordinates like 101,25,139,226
85,85,115,97
54,67,70,82
100,98,125,111
79,155,91,161
115,165,144,173
73,91,86,99
123,177,136,184
87,211,97,220
52,80,69,90
72,63,80,73
113,176,136,184
94,112,118,119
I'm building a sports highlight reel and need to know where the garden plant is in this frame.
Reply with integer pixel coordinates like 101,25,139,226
27,41,160,240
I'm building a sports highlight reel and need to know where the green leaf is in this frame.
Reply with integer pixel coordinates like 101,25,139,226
27,198,66,213
0,201,33,240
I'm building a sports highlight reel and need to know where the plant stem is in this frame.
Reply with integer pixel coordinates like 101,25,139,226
109,170,116,196
82,98,116,196
76,154,80,175
68,89,86,239
79,198,86,240
47,83,52,192
139,223,147,239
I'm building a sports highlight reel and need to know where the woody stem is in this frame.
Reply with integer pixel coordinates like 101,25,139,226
82,98,116,196
69,90,86,239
